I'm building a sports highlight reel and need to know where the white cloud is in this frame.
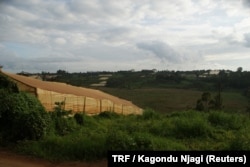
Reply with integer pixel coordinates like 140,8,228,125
54,37,66,45
205,52,250,61
137,41,183,63
0,0,250,72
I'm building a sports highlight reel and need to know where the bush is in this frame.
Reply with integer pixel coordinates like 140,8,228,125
106,128,136,150
74,113,84,125
52,116,79,136
228,137,250,150
208,111,243,130
132,132,153,150
0,73,19,92
98,111,119,119
141,108,160,120
148,119,175,137
0,91,51,142
173,116,211,139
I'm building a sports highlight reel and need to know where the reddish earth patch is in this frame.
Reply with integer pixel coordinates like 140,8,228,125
0,149,107,167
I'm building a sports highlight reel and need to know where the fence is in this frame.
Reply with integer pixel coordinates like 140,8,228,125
36,88,143,115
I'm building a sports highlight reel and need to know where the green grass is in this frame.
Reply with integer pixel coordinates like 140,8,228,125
98,88,248,113
16,110,250,161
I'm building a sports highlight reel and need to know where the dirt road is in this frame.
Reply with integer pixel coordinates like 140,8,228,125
0,149,107,167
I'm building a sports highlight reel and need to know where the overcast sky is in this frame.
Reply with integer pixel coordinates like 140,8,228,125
1,0,250,73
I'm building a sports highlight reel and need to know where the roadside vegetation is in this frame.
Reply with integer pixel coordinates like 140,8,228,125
4,109,250,161
1,70,250,161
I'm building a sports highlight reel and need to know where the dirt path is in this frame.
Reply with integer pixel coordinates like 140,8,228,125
0,149,107,167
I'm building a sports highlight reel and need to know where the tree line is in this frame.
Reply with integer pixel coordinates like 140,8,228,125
17,68,250,91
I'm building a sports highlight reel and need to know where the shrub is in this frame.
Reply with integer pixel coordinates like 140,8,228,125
173,116,211,139
98,111,119,119
141,108,160,120
49,104,80,136
0,91,51,142
0,73,19,92
148,119,175,137
208,111,243,130
106,128,136,150
74,113,84,125
228,137,250,150
196,92,223,111
113,118,144,134
132,132,153,150
52,116,79,136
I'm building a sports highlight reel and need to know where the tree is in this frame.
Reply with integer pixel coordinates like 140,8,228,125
196,92,223,112
237,67,243,72
57,69,67,75
201,92,211,112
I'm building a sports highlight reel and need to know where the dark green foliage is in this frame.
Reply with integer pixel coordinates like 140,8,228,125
14,111,51,140
49,101,80,135
107,129,153,151
0,73,19,93
173,117,212,138
53,101,72,117
132,132,153,150
0,91,50,142
197,92,212,111
155,71,182,83
53,117,79,136
141,108,160,120
74,113,84,125
106,72,145,89
213,94,223,110
196,92,223,111
196,99,205,111
19,133,107,161
106,128,136,150
228,132,250,150
21,69,250,91
244,88,250,114
97,111,119,118
208,111,243,130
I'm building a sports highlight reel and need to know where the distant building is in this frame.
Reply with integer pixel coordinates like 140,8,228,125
90,74,112,87
209,70,220,75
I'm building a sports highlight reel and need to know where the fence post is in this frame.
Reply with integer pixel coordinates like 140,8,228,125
83,96,86,114
50,91,53,111
122,104,123,115
100,99,102,113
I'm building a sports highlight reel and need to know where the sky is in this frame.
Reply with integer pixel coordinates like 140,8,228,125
0,0,250,73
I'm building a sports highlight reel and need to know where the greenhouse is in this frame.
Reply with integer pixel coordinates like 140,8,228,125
1,71,142,115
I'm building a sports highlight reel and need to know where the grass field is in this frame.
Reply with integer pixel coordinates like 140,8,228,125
98,88,248,113
17,110,250,161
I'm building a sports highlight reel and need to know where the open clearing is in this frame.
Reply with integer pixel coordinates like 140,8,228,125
99,88,248,113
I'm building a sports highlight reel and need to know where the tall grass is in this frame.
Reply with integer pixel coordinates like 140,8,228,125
17,109,250,161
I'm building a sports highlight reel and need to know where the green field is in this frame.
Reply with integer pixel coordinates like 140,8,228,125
99,88,248,113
